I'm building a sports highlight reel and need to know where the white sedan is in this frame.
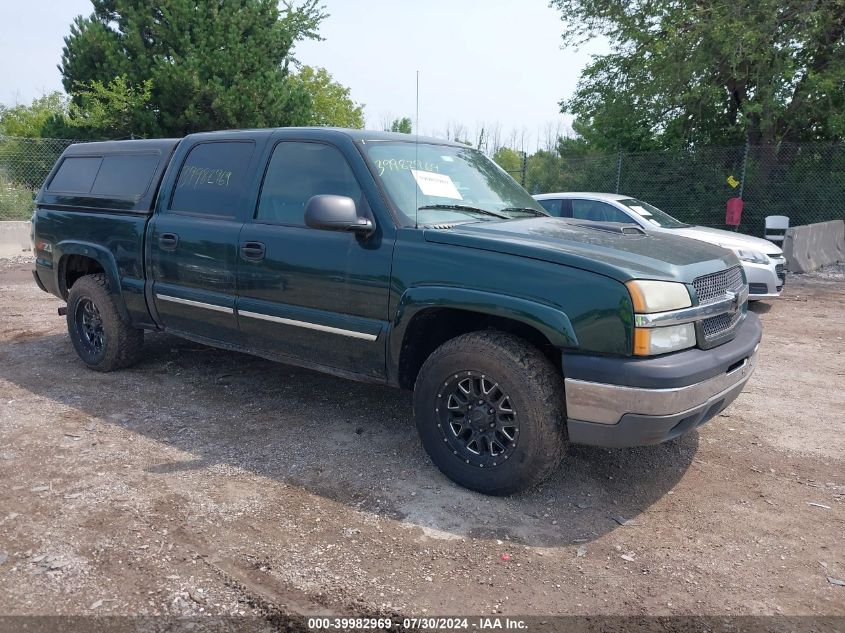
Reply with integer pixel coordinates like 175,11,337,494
534,192,786,301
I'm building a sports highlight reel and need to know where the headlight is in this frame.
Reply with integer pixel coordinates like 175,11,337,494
634,323,696,356
626,280,696,355
720,245,768,264
626,280,692,313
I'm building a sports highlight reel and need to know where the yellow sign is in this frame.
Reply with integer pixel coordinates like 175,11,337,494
727,175,740,188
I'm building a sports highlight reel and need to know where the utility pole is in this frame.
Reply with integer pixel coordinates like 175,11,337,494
521,151,528,187
615,149,623,194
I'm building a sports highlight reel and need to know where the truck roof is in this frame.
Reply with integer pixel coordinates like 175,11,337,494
59,138,181,157
180,127,468,147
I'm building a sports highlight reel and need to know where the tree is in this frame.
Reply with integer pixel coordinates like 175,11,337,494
66,75,155,138
524,150,564,195
553,0,845,150
291,66,364,128
389,117,413,134
492,147,523,174
60,0,327,137
0,92,68,138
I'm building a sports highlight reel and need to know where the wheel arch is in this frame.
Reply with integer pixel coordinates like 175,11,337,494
390,286,578,389
55,242,129,321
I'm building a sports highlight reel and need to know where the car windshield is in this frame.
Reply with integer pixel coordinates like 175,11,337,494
618,198,690,229
365,141,547,226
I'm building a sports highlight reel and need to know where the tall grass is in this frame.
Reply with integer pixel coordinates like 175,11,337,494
0,175,35,220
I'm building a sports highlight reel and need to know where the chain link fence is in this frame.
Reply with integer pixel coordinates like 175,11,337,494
553,143,845,238
0,136,76,220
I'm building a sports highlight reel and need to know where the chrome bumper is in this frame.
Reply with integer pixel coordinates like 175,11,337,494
565,349,757,425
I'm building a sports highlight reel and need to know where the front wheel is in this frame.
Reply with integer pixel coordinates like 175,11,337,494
66,273,144,371
413,330,567,495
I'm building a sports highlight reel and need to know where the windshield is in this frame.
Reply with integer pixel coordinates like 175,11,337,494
365,142,546,226
618,198,690,229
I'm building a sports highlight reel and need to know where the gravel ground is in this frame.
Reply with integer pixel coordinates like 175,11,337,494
0,257,843,628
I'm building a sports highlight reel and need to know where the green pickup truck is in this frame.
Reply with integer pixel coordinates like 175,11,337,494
32,128,761,495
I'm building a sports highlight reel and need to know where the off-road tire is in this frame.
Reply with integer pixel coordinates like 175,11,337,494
413,330,567,495
66,273,144,372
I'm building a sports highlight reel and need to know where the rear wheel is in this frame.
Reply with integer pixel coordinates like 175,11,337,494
413,330,567,495
66,274,144,371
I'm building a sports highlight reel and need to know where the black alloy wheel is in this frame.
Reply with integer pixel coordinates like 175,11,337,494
437,371,519,468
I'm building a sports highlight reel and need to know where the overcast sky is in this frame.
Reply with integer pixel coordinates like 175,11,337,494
0,1,608,149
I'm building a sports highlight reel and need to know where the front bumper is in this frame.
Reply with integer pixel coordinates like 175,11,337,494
744,257,785,300
563,312,762,448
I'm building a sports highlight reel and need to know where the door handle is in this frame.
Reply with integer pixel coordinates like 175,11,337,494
240,241,266,261
159,233,179,251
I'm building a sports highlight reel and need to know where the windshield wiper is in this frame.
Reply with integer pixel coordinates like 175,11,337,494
417,204,510,220
498,207,547,217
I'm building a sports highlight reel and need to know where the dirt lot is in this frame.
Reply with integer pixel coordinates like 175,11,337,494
0,256,843,627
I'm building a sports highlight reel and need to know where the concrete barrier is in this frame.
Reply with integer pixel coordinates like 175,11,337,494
782,219,845,273
0,221,32,259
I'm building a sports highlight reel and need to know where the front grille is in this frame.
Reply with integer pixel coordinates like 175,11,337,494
701,309,743,340
775,263,785,282
693,265,744,304
693,266,747,346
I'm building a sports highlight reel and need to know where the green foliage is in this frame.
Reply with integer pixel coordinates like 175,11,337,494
0,92,68,138
553,0,845,150
492,147,523,174
291,66,364,128
60,0,328,137
389,117,413,134
0,174,35,220
524,150,565,195
67,76,155,138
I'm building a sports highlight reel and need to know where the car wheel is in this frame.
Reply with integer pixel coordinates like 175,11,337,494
66,273,144,371
413,330,567,495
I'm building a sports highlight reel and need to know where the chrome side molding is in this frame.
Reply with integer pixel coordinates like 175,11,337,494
155,294,234,314
154,294,378,341
237,310,378,341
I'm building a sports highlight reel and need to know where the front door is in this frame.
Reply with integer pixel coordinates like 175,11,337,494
236,140,392,378
148,140,257,344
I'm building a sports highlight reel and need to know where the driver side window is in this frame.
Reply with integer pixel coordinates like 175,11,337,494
256,142,362,226
571,199,634,223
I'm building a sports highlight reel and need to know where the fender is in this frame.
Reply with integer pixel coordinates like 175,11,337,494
389,285,579,378
54,241,130,322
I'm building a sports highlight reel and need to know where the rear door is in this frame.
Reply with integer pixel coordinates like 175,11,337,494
147,139,260,344
236,138,393,378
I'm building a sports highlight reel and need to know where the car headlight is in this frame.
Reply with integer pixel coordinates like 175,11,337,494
720,245,768,264
633,323,697,356
626,280,696,355
626,280,692,313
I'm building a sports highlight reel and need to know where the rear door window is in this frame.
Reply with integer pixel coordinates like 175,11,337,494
537,199,562,216
170,142,255,218
47,156,102,193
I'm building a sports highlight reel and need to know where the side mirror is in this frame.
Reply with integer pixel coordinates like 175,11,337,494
304,195,374,234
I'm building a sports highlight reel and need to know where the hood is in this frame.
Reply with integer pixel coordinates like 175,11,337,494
671,226,783,256
424,217,738,284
